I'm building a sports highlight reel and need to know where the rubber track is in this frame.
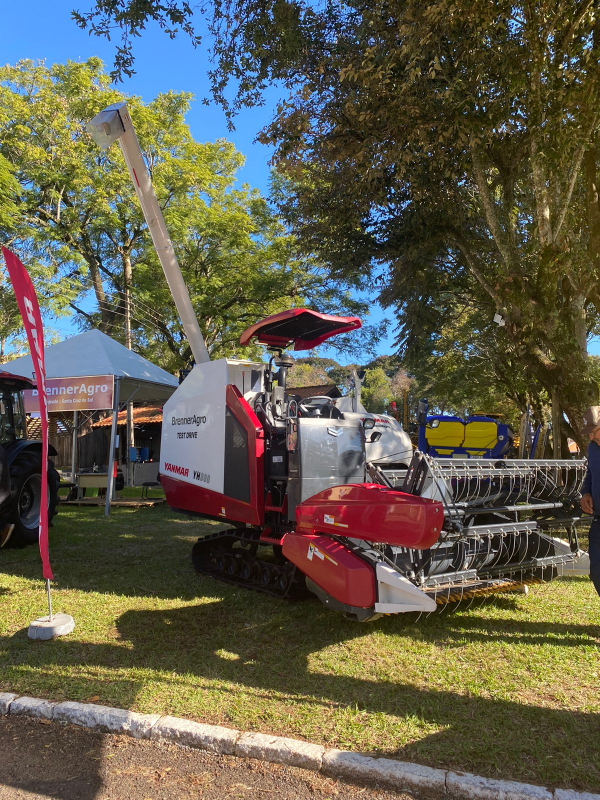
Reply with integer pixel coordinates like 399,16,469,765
191,528,307,600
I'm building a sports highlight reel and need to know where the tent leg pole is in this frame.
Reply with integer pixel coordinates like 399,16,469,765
127,401,134,486
105,377,120,516
71,410,78,485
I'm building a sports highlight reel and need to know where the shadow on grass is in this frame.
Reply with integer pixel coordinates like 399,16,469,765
1,506,599,789
0,505,216,601
1,592,599,790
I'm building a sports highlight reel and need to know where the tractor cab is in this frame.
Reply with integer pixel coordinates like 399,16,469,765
0,371,34,446
0,371,60,548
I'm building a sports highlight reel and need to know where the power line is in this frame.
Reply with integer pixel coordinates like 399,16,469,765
101,289,168,327
94,302,166,335
98,294,167,329
108,287,168,323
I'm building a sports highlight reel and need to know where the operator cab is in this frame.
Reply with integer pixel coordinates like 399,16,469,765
240,307,361,421
240,308,365,518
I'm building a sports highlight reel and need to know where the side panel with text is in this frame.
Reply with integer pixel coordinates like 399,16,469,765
161,360,227,493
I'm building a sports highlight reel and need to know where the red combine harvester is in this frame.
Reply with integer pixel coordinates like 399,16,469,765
88,102,588,621
160,308,587,620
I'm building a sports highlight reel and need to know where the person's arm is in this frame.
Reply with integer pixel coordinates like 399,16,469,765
581,446,594,514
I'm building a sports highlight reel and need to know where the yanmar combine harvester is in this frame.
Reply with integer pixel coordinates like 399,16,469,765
88,102,589,620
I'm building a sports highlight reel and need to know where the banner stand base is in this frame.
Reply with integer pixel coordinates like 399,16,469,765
28,613,75,640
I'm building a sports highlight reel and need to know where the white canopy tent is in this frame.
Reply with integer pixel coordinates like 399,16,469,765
7,329,178,514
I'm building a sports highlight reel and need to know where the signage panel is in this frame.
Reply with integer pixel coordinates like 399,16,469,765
23,375,115,413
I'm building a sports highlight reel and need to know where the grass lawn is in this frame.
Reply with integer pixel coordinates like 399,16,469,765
1,502,599,792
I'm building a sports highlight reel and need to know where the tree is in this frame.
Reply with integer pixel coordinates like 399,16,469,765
0,139,74,357
360,367,392,414
286,355,355,390
0,59,372,372
405,303,538,428
258,0,600,444
74,0,600,443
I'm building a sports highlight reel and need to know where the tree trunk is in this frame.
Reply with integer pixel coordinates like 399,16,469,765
552,391,562,459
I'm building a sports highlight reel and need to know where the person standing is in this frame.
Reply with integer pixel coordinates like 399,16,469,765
579,407,600,597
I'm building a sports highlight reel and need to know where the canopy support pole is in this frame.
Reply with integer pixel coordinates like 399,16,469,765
70,410,78,484
127,402,135,485
105,377,121,516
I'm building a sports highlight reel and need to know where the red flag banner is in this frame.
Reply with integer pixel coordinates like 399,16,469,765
1,247,53,580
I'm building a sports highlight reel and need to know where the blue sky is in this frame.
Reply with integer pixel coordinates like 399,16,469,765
0,0,396,363
2,1,597,362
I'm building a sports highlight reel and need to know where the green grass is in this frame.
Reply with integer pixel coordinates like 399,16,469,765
1,504,599,791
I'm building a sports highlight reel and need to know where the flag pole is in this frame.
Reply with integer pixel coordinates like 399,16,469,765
46,578,53,622
1,246,74,641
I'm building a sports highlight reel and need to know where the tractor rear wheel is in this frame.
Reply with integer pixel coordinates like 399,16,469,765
8,452,60,547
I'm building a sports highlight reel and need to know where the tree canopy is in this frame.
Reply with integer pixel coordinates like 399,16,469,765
0,58,372,372
74,0,600,441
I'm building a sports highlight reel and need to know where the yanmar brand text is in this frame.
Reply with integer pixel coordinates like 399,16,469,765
164,462,189,477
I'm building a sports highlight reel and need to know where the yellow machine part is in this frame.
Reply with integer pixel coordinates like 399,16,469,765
461,420,499,456
432,579,542,605
425,420,465,450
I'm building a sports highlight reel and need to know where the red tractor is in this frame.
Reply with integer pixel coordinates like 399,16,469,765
0,371,60,548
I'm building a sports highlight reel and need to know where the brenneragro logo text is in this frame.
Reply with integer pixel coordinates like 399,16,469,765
164,462,189,477
171,414,207,426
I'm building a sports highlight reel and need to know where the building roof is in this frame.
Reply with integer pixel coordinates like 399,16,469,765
92,405,163,428
288,384,342,399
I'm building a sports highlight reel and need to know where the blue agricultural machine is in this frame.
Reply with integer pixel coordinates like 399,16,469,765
417,400,513,459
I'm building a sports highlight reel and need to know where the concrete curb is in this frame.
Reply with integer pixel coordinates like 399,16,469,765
0,693,597,800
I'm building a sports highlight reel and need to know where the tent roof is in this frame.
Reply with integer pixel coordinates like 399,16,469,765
6,329,178,403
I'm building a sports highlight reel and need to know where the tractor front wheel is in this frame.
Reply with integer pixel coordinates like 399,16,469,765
9,452,60,547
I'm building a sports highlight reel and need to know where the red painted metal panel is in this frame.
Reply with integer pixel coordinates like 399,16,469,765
295,483,443,549
0,370,34,390
239,308,362,351
225,384,265,523
161,474,263,525
282,533,376,607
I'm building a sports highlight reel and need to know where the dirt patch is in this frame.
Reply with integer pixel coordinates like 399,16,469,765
0,717,413,799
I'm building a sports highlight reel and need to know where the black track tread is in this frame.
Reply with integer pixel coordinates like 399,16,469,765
192,529,307,601
8,451,60,547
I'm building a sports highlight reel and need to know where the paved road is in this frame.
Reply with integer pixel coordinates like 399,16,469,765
0,717,412,800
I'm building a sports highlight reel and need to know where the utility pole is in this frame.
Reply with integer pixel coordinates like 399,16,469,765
124,251,134,485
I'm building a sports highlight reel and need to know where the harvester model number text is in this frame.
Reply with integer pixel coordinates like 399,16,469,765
193,470,210,484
